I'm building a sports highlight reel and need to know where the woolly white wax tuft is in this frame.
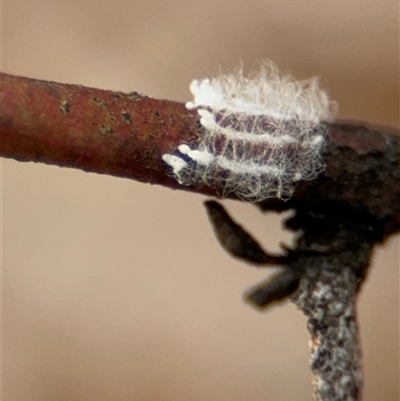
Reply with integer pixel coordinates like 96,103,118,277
162,61,337,201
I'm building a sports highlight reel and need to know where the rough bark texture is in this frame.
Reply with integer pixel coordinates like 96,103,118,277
292,248,371,401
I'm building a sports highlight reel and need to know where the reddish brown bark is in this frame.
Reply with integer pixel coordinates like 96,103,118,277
0,72,204,192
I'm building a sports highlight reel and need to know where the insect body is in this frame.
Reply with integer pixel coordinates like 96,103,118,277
162,61,336,201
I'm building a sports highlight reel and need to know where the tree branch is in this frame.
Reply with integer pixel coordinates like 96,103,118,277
1,73,400,235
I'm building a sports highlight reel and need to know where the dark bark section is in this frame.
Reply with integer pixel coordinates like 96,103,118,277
259,122,400,238
204,200,290,265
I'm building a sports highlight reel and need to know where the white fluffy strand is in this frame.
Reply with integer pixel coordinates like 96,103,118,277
162,61,336,201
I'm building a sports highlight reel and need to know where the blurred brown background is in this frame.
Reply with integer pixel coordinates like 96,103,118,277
2,1,399,400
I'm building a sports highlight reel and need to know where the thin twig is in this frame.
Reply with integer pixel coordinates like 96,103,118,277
292,248,371,401
1,73,400,231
